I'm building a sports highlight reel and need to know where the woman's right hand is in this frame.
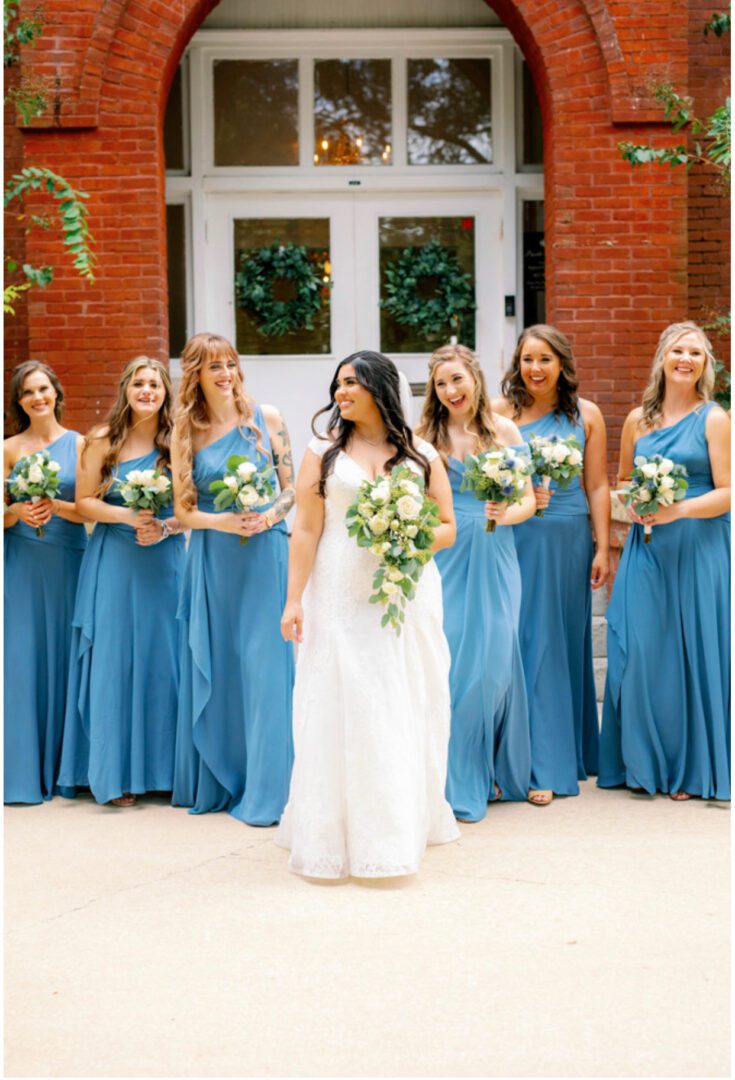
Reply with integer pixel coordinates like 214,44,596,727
9,499,54,528
532,484,552,512
280,599,304,644
213,511,259,539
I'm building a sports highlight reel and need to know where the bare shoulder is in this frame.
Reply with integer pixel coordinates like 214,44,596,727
491,395,513,419
705,402,731,436
622,406,644,436
80,428,110,465
260,403,283,426
493,413,523,445
579,397,605,427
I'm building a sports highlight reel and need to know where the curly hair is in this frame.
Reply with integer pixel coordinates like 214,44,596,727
173,333,265,511
416,344,496,465
311,351,430,497
7,361,65,433
83,357,173,497
501,324,580,425
639,322,715,431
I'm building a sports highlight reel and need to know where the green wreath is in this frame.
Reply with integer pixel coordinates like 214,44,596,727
235,242,329,337
380,240,476,345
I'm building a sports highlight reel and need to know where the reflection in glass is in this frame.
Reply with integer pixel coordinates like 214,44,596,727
379,216,476,352
166,204,188,357
522,61,543,166
408,58,492,165
214,60,298,166
164,63,186,173
522,201,545,326
234,218,331,356
314,59,392,166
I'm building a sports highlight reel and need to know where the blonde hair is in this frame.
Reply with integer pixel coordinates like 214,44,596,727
416,344,496,464
640,321,716,430
173,332,265,511
83,357,173,497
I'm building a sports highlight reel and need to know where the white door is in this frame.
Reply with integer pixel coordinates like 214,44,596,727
206,190,502,466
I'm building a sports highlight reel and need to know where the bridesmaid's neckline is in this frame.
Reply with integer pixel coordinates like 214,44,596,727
518,409,560,428
19,428,70,455
117,449,157,465
195,422,246,456
644,402,707,435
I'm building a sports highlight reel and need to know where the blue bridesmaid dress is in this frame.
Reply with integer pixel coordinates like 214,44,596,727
172,412,294,826
4,431,87,804
58,450,184,803
599,402,730,799
513,411,599,795
435,455,531,820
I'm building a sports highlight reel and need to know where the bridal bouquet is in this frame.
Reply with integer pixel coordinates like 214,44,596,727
346,463,440,634
116,468,172,515
461,446,532,532
7,449,61,537
209,455,275,545
527,433,584,517
621,454,688,544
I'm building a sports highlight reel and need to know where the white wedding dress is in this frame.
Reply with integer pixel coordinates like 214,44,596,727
275,436,460,879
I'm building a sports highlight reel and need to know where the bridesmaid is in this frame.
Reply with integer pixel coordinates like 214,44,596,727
493,325,610,805
58,357,185,807
416,344,535,821
171,333,294,826
4,362,87,804
599,322,730,800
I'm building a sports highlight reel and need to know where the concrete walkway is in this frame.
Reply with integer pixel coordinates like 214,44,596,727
5,783,729,1077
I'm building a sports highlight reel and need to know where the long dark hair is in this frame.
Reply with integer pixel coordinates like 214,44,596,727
311,351,430,497
7,361,65,433
501,324,580,425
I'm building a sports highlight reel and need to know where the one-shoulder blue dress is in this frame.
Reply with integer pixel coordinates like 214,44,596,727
513,410,599,795
172,413,294,826
435,455,531,820
58,450,184,803
599,403,730,799
4,431,87,804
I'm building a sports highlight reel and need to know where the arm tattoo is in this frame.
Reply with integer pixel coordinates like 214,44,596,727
270,417,295,522
271,488,295,521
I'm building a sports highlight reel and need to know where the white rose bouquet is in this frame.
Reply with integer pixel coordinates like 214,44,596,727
7,449,61,537
209,454,275,545
345,463,440,634
460,446,532,532
621,454,688,544
527,432,584,517
115,468,172,515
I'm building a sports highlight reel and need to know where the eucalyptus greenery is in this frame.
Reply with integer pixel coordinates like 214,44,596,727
380,240,476,346
235,243,329,337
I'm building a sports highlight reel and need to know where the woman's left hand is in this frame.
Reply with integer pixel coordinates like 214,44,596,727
590,550,609,590
239,511,270,537
135,517,165,546
484,501,509,526
639,503,683,528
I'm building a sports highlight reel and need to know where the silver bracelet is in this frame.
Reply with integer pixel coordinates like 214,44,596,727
157,519,173,542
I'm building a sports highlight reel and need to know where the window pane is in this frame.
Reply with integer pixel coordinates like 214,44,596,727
379,216,476,353
408,58,492,165
213,60,299,166
234,218,331,356
164,63,186,173
522,61,543,166
166,204,188,358
314,59,392,166
522,201,545,326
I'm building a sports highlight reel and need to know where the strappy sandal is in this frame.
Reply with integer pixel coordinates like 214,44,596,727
528,789,553,806
110,792,137,807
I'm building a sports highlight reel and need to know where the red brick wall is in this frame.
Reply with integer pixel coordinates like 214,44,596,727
4,0,729,457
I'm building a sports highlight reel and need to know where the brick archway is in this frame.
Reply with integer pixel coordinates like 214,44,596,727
9,0,698,441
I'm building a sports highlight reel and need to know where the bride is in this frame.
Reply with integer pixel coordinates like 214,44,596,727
277,351,460,879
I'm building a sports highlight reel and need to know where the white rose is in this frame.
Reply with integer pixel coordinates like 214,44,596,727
541,446,554,463
358,502,373,518
482,461,501,481
369,514,390,536
568,448,583,467
371,481,390,504
126,470,143,485
640,463,658,479
237,461,257,482
153,474,171,493
27,464,44,484
47,460,61,473
658,458,674,476
238,485,260,507
404,524,418,538
659,489,675,506
396,495,420,521
636,488,652,503
400,479,421,498
138,470,156,483
552,444,569,463
382,581,400,597
15,475,28,493
659,475,674,491
224,475,238,492
387,568,404,582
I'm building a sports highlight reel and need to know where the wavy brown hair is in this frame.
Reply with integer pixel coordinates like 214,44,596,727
173,332,265,511
416,344,496,465
639,321,715,431
311,351,430,497
83,357,173,497
7,361,65,433
501,324,580,425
